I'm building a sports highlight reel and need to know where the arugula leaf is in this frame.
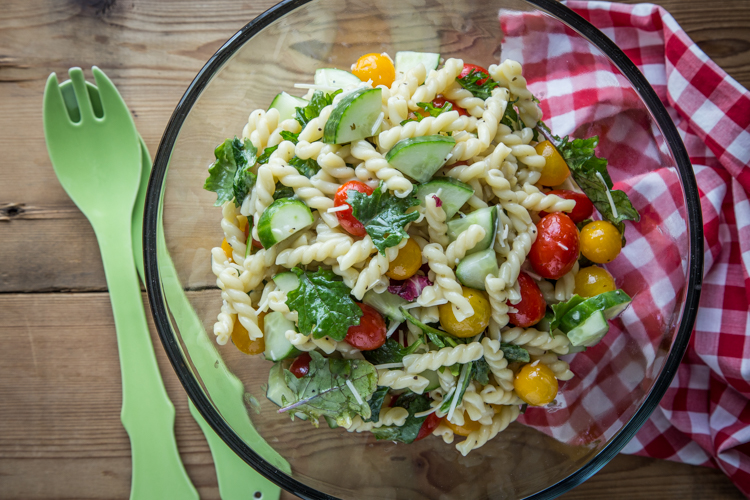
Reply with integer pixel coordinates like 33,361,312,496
501,98,521,130
347,181,420,254
280,352,377,426
456,69,501,100
556,136,640,233
400,101,453,125
272,182,295,201
365,386,389,423
362,337,423,365
204,137,256,206
286,267,363,341
534,120,561,144
257,144,278,165
371,392,431,443
289,156,320,179
499,343,530,363
474,357,490,385
549,294,586,331
280,130,299,144
439,362,474,413
400,307,458,348
287,89,343,143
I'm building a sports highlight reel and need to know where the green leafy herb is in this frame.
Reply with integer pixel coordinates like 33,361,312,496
371,392,431,443
204,137,257,206
548,295,586,331
400,307,458,348
456,69,501,100
347,181,420,254
400,101,453,125
474,357,490,385
280,130,299,144
556,136,640,234
501,98,521,130
365,386,389,423
449,364,461,377
286,268,363,341
362,337,424,365
289,156,320,179
440,362,474,413
279,352,377,426
257,144,278,165
499,343,530,363
272,183,295,201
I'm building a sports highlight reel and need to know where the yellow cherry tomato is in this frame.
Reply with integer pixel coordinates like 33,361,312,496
221,238,233,262
352,53,396,88
439,287,491,338
514,362,558,406
580,220,622,264
535,140,570,186
232,313,266,355
444,414,483,437
574,266,616,297
386,238,422,280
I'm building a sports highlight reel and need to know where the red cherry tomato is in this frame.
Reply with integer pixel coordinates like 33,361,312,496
529,213,580,280
289,353,312,378
345,303,387,351
507,272,547,328
415,412,443,441
433,95,468,117
540,190,594,224
243,221,264,248
460,63,489,85
334,180,374,237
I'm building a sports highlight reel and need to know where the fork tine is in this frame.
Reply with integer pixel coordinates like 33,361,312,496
43,72,75,137
92,66,134,125
68,67,96,121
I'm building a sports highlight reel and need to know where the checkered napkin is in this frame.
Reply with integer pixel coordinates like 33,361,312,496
497,1,750,495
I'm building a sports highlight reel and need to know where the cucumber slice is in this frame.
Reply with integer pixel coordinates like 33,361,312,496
565,310,609,347
416,177,474,219
266,362,295,407
558,290,632,334
273,271,300,293
422,369,440,391
384,135,456,183
395,51,441,73
257,198,314,249
314,68,362,90
268,92,308,122
455,249,499,290
323,88,382,144
446,206,498,256
362,289,409,323
263,312,301,362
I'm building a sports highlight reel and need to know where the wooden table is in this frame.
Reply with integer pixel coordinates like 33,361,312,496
1,0,747,498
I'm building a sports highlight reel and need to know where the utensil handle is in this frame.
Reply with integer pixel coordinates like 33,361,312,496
96,223,198,500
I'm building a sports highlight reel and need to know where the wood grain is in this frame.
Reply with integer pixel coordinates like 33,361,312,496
0,0,748,498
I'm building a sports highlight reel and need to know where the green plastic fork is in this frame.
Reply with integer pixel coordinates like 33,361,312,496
43,67,198,500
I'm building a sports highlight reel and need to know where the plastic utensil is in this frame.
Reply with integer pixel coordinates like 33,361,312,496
43,67,198,500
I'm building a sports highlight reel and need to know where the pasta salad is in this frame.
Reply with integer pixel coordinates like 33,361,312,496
203,52,640,456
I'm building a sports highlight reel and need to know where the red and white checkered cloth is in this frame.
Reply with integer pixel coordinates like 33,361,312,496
497,1,750,495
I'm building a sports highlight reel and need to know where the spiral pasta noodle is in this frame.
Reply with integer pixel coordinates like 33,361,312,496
402,343,483,374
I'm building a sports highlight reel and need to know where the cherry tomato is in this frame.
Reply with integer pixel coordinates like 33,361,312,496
528,213,580,280
232,313,266,355
507,272,546,328
345,303,387,351
221,238,234,262
352,53,396,88
444,414,483,437
433,95,468,117
439,287,491,338
535,141,570,186
386,238,422,280
574,266,616,297
334,180,374,237
415,412,443,441
459,63,490,85
290,352,312,378
580,220,622,264
514,362,558,406
541,190,594,223
242,220,264,248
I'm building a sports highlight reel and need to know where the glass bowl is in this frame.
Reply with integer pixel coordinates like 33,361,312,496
143,0,703,497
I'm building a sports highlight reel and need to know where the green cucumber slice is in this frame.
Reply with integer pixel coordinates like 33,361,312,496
257,198,314,249
384,135,456,183
565,310,609,347
263,312,301,362
558,290,632,334
422,369,440,392
266,362,295,407
362,289,409,323
395,51,441,73
314,68,362,90
323,88,382,144
416,177,474,219
273,271,300,293
268,92,308,122
446,206,498,256
455,249,499,291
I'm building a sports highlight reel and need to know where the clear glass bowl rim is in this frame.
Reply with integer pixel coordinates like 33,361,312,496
143,0,704,498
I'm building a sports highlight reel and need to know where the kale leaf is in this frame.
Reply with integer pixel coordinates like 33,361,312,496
362,337,424,365
456,69,501,100
371,392,431,443
474,357,490,385
280,351,377,426
285,267,363,341
556,136,640,234
347,181,420,254
204,137,257,206
364,386,389,423
499,343,530,363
